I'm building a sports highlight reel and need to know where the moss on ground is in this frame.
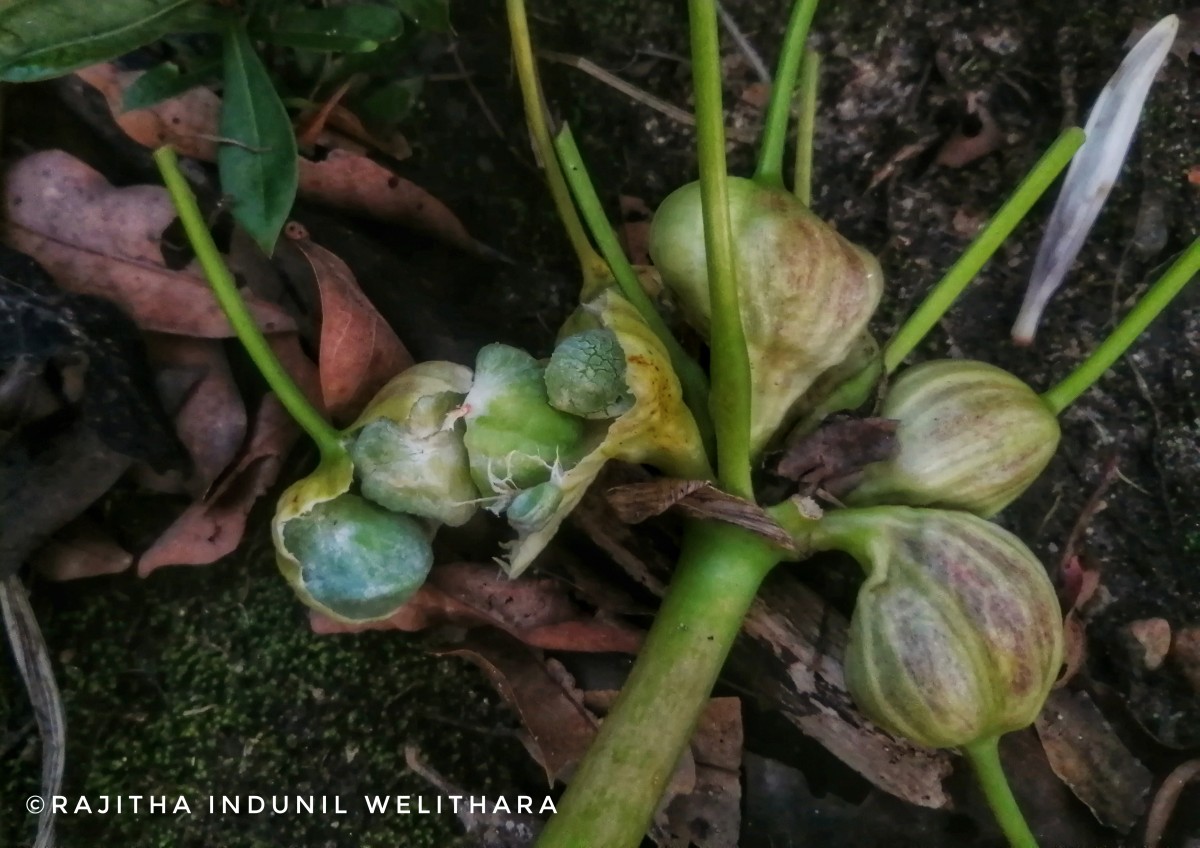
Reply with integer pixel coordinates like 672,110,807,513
0,524,531,848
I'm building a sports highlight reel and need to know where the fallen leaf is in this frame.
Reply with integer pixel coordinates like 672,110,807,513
1056,557,1101,688
438,631,599,785
1034,688,1153,832
286,236,413,425
605,479,797,552
30,518,132,581
776,416,898,493
1144,758,1200,848
310,561,643,654
75,62,219,159
3,150,295,337
136,336,316,575
75,63,479,254
935,93,1004,168
297,151,477,253
142,335,247,495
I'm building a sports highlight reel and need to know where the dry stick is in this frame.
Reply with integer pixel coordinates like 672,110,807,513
716,1,771,83
1144,758,1200,848
2,576,66,848
537,50,758,144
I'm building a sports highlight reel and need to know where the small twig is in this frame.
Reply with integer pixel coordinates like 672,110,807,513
450,43,508,145
2,575,66,848
716,1,771,83
1144,758,1200,848
1056,453,1119,578
537,49,757,144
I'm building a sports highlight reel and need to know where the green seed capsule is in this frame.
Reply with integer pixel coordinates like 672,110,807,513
816,506,1063,749
281,492,433,622
650,177,883,454
846,360,1061,517
462,343,586,494
545,329,634,419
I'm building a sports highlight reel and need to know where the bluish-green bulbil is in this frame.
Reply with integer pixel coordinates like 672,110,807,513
462,343,586,495
505,481,564,534
281,492,433,622
545,329,634,420
346,361,480,526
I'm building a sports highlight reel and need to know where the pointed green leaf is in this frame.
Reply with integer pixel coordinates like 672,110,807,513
122,58,221,111
218,24,298,256
250,6,406,53
387,0,452,32
0,0,201,82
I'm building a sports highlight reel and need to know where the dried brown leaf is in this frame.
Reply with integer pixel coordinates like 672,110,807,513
606,479,796,552
285,236,413,426
75,63,220,160
31,519,132,581
1034,688,1153,832
776,416,898,490
75,63,474,253
3,151,294,337
137,335,316,574
935,94,1004,168
296,151,476,253
310,561,643,654
438,631,599,785
143,336,246,495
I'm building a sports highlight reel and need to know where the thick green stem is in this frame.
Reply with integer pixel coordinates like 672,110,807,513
688,0,753,499
505,0,610,291
153,147,344,462
535,522,782,848
754,0,819,189
791,48,820,205
884,127,1085,374
964,737,1039,848
1042,236,1200,413
552,126,716,454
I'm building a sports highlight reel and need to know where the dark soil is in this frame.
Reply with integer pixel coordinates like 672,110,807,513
2,1,1198,847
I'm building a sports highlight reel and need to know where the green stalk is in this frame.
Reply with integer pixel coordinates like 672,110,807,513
153,147,344,463
1042,236,1200,413
536,522,783,848
884,127,1085,374
553,125,716,455
689,0,753,499
792,48,820,205
754,0,820,189
505,0,610,291
964,737,1039,848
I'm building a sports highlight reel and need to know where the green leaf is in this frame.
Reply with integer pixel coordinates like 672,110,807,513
218,24,298,257
121,58,221,111
387,0,452,32
354,77,423,130
0,0,201,82
250,6,406,53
